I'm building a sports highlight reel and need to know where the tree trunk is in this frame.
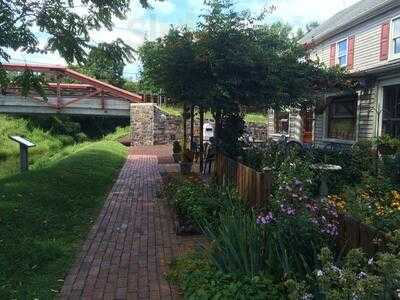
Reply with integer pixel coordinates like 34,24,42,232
199,105,204,173
214,109,222,141
190,105,194,149
183,104,187,150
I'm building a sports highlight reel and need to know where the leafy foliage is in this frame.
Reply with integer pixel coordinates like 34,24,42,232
139,0,349,154
308,242,400,299
13,69,48,100
0,0,157,63
71,39,135,87
164,176,243,230
167,253,284,300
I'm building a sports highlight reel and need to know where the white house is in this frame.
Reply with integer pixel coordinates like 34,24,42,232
300,0,400,147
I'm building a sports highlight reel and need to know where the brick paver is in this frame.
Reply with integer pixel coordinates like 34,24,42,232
59,151,201,300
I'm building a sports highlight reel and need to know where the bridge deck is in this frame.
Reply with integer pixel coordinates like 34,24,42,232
0,95,131,116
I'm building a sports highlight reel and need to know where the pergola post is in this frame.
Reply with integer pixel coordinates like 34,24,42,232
183,103,188,149
190,105,194,149
199,105,204,173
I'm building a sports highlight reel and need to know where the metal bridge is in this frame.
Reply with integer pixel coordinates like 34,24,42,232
0,63,143,116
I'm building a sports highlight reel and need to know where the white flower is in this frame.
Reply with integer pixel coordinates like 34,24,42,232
357,272,367,279
368,258,374,265
316,270,323,277
302,293,313,300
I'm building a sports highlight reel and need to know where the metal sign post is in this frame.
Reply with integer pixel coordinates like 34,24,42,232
9,136,36,172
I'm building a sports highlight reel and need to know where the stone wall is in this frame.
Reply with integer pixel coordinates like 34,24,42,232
131,103,268,145
131,103,155,146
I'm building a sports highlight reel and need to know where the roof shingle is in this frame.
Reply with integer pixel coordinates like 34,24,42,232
300,0,398,44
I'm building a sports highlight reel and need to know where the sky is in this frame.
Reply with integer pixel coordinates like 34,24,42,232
6,0,360,80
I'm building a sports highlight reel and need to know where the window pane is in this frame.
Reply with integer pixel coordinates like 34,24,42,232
393,18,400,37
328,96,357,140
338,55,347,66
338,40,347,56
383,85,400,138
394,38,400,54
328,119,356,140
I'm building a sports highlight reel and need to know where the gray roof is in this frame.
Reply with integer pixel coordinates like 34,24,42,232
300,0,399,44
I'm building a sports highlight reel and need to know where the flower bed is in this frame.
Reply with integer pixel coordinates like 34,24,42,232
165,138,400,298
165,178,400,298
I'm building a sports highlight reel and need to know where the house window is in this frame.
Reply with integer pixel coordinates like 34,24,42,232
383,85,400,138
337,39,348,66
392,18,400,56
327,95,357,140
274,111,289,135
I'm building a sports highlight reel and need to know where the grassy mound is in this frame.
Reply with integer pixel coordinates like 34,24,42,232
0,141,127,299
0,115,75,178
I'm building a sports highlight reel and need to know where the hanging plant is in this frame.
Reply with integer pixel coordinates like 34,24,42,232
13,69,48,101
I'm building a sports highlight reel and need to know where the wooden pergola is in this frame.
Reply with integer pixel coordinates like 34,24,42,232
182,103,206,172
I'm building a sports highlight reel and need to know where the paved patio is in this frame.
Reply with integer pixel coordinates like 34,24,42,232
59,146,202,299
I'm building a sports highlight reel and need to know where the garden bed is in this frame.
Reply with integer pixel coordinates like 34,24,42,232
164,138,400,299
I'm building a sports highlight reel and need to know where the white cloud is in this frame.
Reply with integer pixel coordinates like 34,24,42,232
6,0,362,79
153,1,176,15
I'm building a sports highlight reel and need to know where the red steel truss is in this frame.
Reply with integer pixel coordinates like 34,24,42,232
2,63,143,104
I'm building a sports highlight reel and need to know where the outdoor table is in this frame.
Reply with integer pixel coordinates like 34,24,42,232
311,163,342,197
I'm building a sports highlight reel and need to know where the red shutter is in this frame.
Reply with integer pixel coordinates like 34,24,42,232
330,43,336,66
348,36,355,69
380,22,390,61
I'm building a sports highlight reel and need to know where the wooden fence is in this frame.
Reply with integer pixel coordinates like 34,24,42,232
215,151,389,254
337,214,388,255
215,151,272,208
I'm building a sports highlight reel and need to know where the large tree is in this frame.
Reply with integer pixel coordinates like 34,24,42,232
72,39,134,87
139,0,349,152
0,0,159,64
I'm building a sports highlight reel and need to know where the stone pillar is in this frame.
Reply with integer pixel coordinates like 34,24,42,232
131,103,155,146
266,109,275,138
289,109,302,141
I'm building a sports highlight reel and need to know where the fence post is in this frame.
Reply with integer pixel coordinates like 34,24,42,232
262,167,273,204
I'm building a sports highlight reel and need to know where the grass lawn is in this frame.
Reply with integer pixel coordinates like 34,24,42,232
159,105,267,124
0,141,127,299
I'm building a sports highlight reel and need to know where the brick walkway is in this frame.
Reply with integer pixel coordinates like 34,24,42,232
59,151,200,300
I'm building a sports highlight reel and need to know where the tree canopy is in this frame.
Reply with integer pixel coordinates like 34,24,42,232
71,39,135,87
140,0,346,111
0,0,159,64
138,0,349,150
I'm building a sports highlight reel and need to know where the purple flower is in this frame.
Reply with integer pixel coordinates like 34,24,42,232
256,212,275,225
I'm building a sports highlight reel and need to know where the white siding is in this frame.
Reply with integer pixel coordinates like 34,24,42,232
313,114,325,148
311,7,400,72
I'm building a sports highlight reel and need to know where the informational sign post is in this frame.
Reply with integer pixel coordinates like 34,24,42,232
9,135,36,172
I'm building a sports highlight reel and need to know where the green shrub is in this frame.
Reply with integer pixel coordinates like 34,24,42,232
376,134,400,156
164,177,243,230
204,208,266,276
172,141,182,153
315,246,400,299
167,253,284,299
340,175,400,232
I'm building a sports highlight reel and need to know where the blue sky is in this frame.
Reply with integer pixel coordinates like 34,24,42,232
6,0,360,80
